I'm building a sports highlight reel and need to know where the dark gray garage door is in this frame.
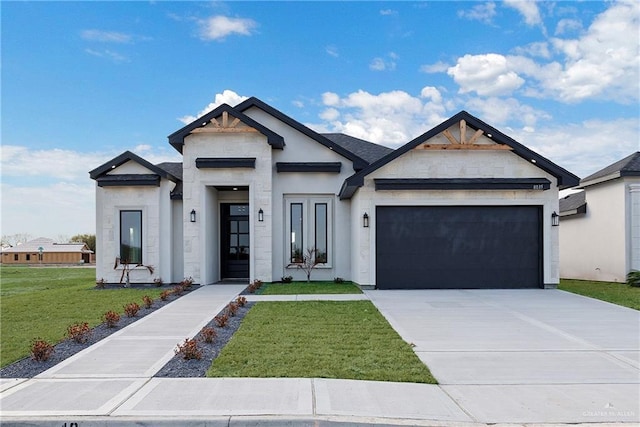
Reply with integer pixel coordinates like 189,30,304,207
376,206,542,289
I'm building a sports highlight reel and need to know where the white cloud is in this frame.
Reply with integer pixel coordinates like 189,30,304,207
464,96,551,129
0,145,181,237
369,52,398,71
325,45,339,57
314,88,447,146
504,0,543,26
554,18,582,35
420,61,450,73
513,41,551,59
85,48,128,63
292,100,304,108
178,90,249,124
457,2,496,24
81,29,132,43
380,9,398,16
447,53,525,96
198,15,257,41
508,118,640,179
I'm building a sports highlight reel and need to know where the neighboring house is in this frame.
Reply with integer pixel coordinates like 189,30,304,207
560,152,640,282
1,237,94,265
90,97,578,289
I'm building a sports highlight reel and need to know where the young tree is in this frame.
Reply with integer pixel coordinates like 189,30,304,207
70,234,96,253
289,247,322,282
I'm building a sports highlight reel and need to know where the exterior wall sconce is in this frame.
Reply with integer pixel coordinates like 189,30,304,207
363,212,369,228
190,209,196,223
258,208,264,222
551,211,559,226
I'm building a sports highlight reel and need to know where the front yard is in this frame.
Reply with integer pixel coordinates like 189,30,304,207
207,300,436,383
0,266,164,367
559,279,639,310
258,281,362,295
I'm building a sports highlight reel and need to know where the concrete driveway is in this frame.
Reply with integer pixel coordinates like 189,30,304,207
365,289,640,423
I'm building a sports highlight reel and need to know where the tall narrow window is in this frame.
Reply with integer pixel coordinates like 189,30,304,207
315,203,327,263
26,254,31,261
120,210,142,264
14,254,18,261
290,203,303,263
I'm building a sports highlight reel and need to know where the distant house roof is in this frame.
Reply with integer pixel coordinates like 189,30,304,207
579,152,640,188
1,238,93,254
559,191,586,217
322,133,393,164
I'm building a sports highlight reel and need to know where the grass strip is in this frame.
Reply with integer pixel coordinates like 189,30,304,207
207,300,435,383
0,267,164,366
559,279,639,310
259,281,362,295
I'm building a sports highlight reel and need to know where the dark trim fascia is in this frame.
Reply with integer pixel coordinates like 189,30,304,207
96,174,160,187
374,178,551,191
339,110,580,199
196,157,256,169
89,151,179,182
276,162,342,173
168,103,285,153
236,97,369,171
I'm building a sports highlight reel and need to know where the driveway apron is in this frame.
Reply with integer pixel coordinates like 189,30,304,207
365,288,640,424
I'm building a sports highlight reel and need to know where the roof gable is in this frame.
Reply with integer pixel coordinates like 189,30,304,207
580,151,640,188
339,111,580,199
236,97,369,171
89,151,179,182
167,103,285,153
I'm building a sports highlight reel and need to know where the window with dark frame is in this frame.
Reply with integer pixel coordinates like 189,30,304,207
26,254,31,261
315,203,328,263
290,203,303,263
120,210,142,264
14,254,18,261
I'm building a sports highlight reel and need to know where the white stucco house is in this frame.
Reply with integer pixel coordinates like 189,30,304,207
559,152,640,282
90,97,579,289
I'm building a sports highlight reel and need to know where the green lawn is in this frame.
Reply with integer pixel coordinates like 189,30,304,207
559,279,640,310
0,266,164,367
259,281,362,295
207,301,435,383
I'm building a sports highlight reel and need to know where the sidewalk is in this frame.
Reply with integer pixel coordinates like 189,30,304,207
1,287,637,426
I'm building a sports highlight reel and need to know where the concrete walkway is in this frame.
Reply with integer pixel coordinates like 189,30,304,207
1,286,639,426
366,289,640,424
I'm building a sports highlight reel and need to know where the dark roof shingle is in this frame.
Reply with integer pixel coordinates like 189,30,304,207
559,191,586,216
581,152,640,186
321,133,394,164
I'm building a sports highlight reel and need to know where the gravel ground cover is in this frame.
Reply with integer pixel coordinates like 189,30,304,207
155,301,254,377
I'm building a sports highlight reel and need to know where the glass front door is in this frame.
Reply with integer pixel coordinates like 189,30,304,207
221,204,249,279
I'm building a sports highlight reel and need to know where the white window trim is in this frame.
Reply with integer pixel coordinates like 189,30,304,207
284,196,333,269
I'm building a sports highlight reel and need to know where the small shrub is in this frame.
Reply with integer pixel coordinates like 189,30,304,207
281,276,293,283
627,270,640,287
66,322,91,343
172,285,184,296
142,295,153,309
180,277,194,289
214,313,229,327
96,278,106,289
254,279,263,288
153,277,163,287
160,290,171,301
200,327,217,343
30,338,54,362
124,302,140,318
174,338,202,360
334,277,345,283
236,296,247,307
247,283,258,293
227,302,239,317
103,310,120,328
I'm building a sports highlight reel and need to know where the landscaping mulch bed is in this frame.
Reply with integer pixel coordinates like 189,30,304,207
154,301,254,378
0,285,199,379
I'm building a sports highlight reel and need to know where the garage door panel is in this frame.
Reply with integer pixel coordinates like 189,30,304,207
376,206,541,289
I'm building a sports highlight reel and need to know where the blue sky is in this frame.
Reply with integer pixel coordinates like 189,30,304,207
2,1,639,240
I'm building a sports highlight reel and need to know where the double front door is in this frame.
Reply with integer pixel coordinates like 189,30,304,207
221,204,250,279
